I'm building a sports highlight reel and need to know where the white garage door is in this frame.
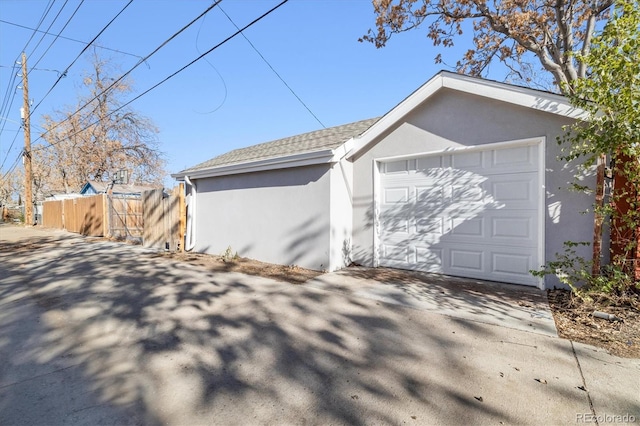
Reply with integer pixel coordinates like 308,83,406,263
377,141,542,286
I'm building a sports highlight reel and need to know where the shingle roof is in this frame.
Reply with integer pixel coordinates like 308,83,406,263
179,117,379,174
84,181,160,195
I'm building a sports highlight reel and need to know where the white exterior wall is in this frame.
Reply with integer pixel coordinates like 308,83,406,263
193,164,332,271
351,88,596,288
328,157,353,271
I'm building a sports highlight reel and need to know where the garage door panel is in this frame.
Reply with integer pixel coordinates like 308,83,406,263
490,145,538,172
451,151,483,170
380,216,410,234
381,244,411,263
416,217,444,235
450,217,484,237
488,173,538,208
378,142,541,286
416,156,444,170
449,249,484,272
416,185,447,207
452,184,485,203
384,160,410,174
416,246,443,271
383,187,409,204
492,252,533,276
490,213,536,242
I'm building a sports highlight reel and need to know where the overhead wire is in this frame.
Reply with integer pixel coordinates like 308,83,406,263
31,0,225,148
0,19,144,61
0,149,24,181
30,0,87,72
0,0,56,137
24,0,72,70
0,128,23,171
218,5,325,128
0,0,80,174
193,12,228,115
33,0,290,154
30,0,134,115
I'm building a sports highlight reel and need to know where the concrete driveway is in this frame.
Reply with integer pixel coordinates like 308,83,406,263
0,225,638,425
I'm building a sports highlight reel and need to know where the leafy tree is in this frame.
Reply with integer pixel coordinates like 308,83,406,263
34,51,166,195
362,0,614,92
560,0,640,283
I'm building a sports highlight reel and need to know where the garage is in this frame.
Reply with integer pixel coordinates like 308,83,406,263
376,139,543,286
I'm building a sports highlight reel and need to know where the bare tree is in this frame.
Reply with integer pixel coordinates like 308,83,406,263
35,50,166,194
361,0,614,93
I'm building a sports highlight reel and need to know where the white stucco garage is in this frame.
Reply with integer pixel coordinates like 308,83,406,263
173,71,595,289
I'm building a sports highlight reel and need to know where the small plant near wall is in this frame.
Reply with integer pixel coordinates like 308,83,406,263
532,242,637,301
221,246,239,262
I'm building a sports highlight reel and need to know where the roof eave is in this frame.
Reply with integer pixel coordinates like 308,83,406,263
172,148,337,180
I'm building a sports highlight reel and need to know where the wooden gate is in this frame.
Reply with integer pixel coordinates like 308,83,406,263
142,184,184,251
107,194,143,241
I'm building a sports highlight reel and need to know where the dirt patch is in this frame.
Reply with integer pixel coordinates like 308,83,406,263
547,289,640,358
157,251,323,285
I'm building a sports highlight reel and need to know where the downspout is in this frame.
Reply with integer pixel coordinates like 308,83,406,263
184,175,196,251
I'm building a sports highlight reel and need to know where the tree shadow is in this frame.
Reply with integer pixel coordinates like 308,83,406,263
371,155,540,287
0,228,595,424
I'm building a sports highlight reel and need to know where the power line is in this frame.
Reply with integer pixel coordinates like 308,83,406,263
29,0,85,71
0,0,57,138
193,13,228,115
0,127,22,170
24,0,72,71
0,19,144,60
218,5,325,129
31,0,225,147
1,1,133,171
0,148,23,182
30,0,134,115
33,0,290,154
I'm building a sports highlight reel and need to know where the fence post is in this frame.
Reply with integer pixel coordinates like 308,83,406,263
177,183,185,252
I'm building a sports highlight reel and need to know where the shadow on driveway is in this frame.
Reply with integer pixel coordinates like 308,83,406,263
0,227,599,425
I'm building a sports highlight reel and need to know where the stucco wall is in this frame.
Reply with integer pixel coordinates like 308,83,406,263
351,88,596,288
329,158,353,270
193,164,332,271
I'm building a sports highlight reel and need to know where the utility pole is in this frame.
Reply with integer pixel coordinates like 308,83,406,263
21,52,33,226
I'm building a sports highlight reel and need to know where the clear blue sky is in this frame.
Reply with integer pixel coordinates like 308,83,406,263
0,0,495,188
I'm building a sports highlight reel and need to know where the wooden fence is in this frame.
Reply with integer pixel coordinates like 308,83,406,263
42,194,106,236
41,186,185,251
42,200,64,229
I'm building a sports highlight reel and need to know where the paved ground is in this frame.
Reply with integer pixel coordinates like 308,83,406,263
0,224,638,425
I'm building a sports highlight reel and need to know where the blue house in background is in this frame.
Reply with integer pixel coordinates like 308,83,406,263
79,181,160,198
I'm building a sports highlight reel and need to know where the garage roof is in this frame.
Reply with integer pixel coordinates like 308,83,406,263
174,71,586,180
174,117,378,179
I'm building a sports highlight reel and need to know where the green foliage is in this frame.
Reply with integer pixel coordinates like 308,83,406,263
532,242,638,301
545,0,640,295
560,0,640,167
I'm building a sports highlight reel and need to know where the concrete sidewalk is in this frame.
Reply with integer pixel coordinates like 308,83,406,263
306,268,640,424
305,267,558,336
1,225,638,425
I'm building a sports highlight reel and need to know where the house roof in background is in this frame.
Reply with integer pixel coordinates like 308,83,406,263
81,181,160,195
175,117,379,177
